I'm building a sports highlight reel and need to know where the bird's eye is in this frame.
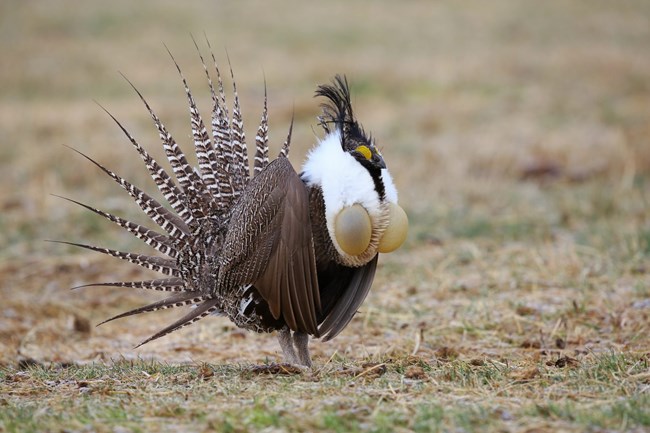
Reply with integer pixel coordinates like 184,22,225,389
355,145,372,160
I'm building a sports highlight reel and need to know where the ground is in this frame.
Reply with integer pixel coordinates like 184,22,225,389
1,1,649,432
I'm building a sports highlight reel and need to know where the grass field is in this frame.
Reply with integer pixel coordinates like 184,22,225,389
1,1,649,432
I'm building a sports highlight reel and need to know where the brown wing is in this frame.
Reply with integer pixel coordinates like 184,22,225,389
218,157,321,336
316,255,378,341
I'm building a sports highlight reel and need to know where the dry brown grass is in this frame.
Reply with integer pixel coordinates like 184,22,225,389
1,1,649,432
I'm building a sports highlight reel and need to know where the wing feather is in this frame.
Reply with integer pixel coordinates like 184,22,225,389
218,157,320,335
317,255,378,341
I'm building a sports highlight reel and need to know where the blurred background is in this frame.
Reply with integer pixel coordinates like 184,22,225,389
1,0,649,365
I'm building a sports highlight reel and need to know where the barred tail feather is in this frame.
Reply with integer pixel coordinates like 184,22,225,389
71,278,186,292
51,240,180,277
68,44,284,348
123,56,215,222
193,36,231,206
278,115,294,159
66,146,190,239
97,292,212,327
228,61,250,193
253,82,269,176
172,43,219,194
206,41,237,204
134,298,221,348
54,195,178,259
96,100,193,228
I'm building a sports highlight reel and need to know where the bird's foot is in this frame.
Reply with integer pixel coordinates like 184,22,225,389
277,327,313,368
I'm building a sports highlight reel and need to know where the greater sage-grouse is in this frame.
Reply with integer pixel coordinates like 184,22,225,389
59,47,408,367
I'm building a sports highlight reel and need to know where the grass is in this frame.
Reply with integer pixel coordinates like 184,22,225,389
2,0,650,432
1,353,648,432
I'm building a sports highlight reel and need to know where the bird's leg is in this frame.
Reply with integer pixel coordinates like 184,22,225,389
293,331,312,367
277,326,300,365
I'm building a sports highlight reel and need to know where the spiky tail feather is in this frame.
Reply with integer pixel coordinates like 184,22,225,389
59,42,291,347
253,82,270,176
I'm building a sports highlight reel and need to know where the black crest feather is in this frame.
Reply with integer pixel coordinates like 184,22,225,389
315,75,371,151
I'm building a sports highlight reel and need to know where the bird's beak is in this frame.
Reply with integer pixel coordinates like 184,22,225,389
374,153,386,169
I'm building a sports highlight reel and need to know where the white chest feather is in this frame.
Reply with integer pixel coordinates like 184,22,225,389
301,131,402,266
302,131,390,218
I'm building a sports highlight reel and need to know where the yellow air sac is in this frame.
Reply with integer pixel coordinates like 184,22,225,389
378,203,408,253
335,204,372,256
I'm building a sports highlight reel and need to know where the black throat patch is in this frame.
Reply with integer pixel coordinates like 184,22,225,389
363,163,386,201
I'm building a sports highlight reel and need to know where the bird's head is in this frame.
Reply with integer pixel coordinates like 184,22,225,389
316,76,385,170
301,75,408,267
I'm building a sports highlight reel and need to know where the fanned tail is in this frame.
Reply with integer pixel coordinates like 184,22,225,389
64,41,285,347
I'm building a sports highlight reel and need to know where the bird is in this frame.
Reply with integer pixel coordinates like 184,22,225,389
57,44,408,367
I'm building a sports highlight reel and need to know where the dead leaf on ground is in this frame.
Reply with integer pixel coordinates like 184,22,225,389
516,305,538,316
404,365,427,380
519,160,563,181
333,362,387,380
198,363,214,380
435,346,459,361
512,367,540,381
521,340,541,349
547,356,580,368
